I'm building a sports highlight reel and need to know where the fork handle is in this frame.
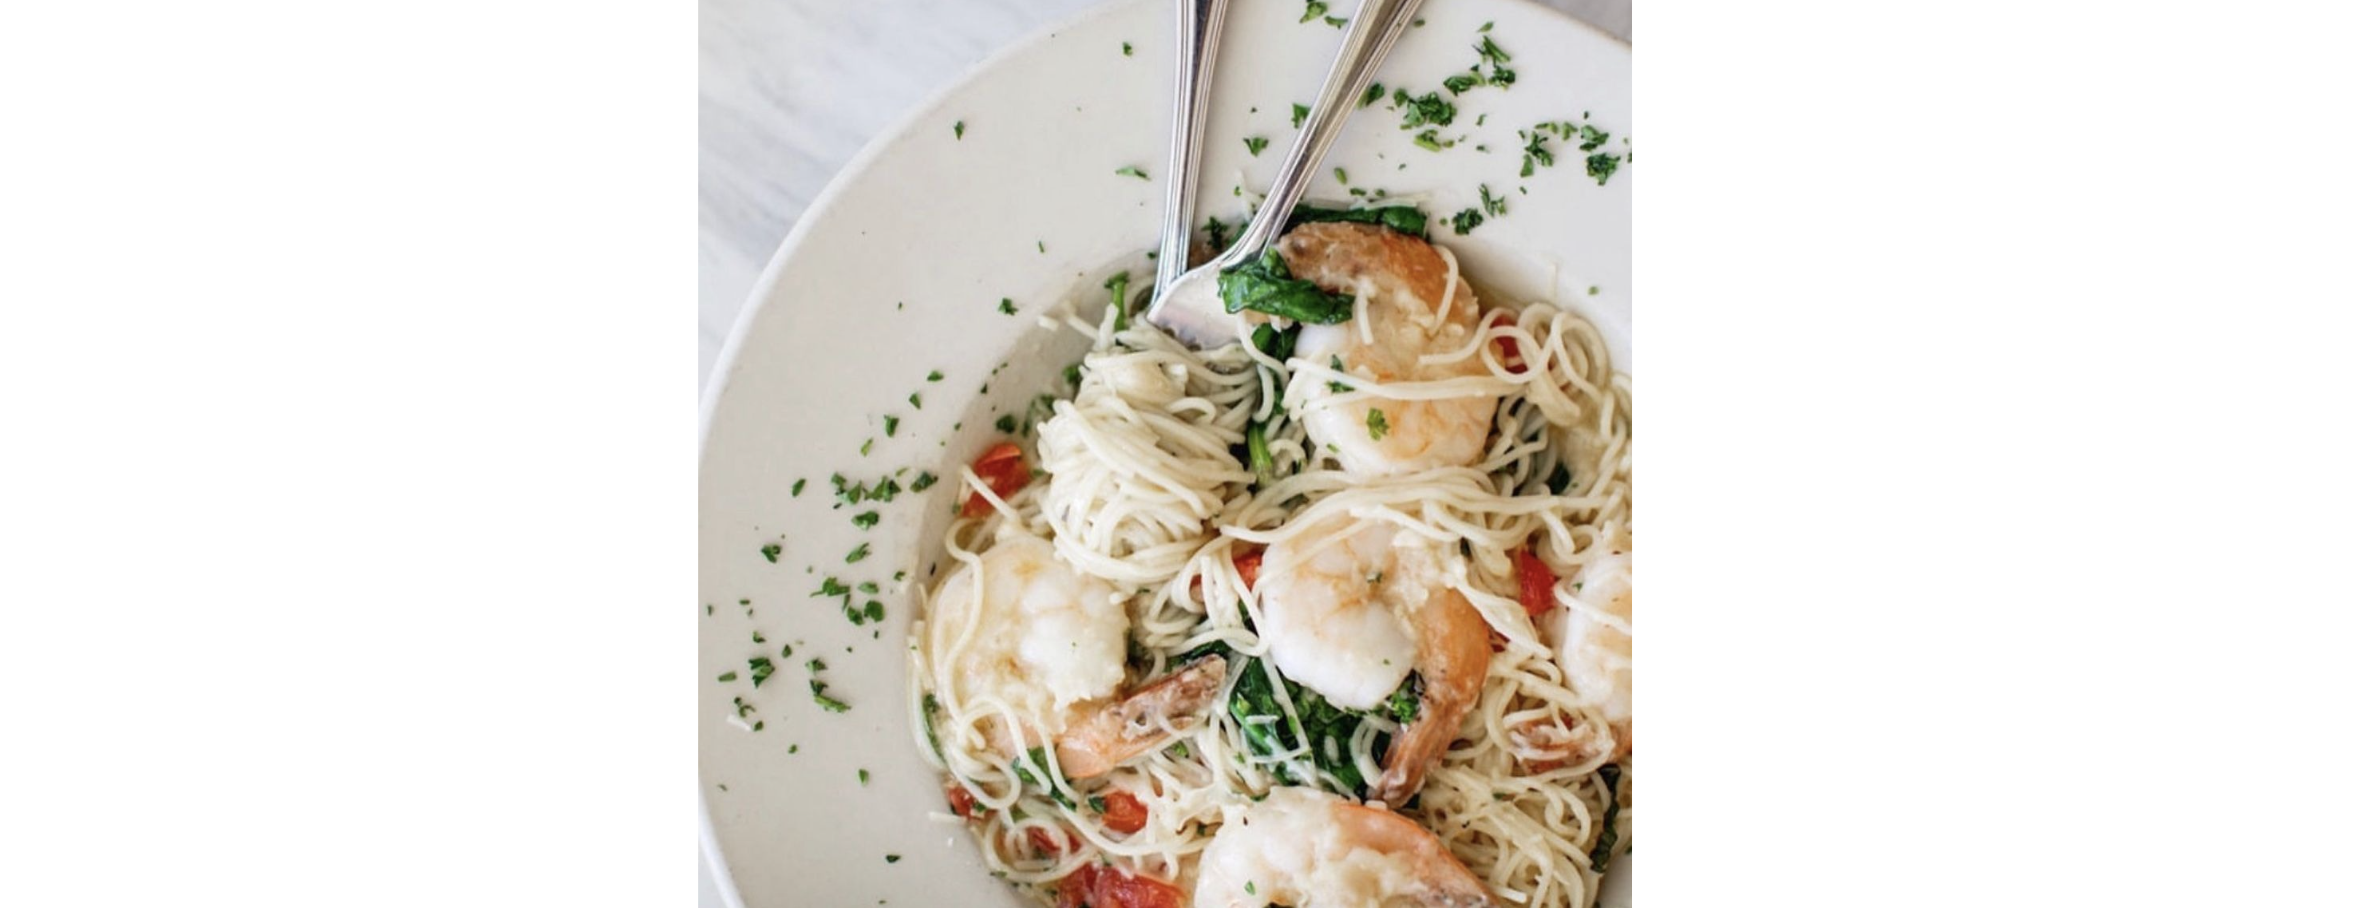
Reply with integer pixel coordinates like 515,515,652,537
1154,0,1231,297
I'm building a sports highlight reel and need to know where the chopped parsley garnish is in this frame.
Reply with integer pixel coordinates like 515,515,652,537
1298,0,1327,23
1586,152,1621,185
1588,285,1600,296
997,297,1017,316
1103,270,1132,331
1327,356,1352,392
858,769,870,785
1121,41,1133,55
1244,135,1269,156
814,577,849,598
1546,462,1573,495
852,511,880,529
1480,184,1508,217
908,392,921,409
716,671,738,683
1218,249,1354,324
1579,123,1611,151
1291,103,1309,128
994,413,1017,433
747,656,775,688
885,854,901,864
1479,20,1494,32
857,581,879,594
1012,746,1076,809
1443,71,1479,94
1203,217,1232,253
1411,129,1444,152
846,542,871,564
760,543,781,563
1323,15,1345,27
910,471,938,491
790,478,806,497
926,370,943,382
864,600,884,623
751,630,764,644
1476,35,1512,65
953,120,965,140
1367,407,1390,439
813,689,850,713
1333,166,1348,185
1393,89,1455,129
883,415,899,437
1449,208,1484,235
1519,129,1556,178
1115,165,1149,180
858,438,873,456
1360,82,1385,107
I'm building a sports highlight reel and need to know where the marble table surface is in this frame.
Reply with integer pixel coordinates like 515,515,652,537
697,0,1629,901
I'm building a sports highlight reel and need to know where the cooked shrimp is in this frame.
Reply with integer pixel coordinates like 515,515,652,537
934,534,1226,776
1194,786,1496,908
1539,535,1632,755
1277,222,1499,479
1256,514,1491,806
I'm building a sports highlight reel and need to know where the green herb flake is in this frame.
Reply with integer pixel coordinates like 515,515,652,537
911,471,938,491
1323,15,1345,27
1333,167,1348,185
1588,285,1600,296
1476,35,1512,65
1443,71,1479,94
1104,270,1132,331
908,392,922,409
1449,208,1484,235
864,600,885,623
1591,764,1624,870
1480,184,1508,217
1367,407,1390,439
1115,165,1149,180
1121,41,1133,56
1395,91,1455,129
859,438,874,456
852,511,880,529
885,854,902,864
1586,152,1621,185
995,414,1017,434
1412,129,1444,152
791,478,807,497
859,769,871,785
760,543,781,563
1360,82,1385,108
1291,103,1310,128
813,690,850,713
953,120,965,140
883,415,900,437
1327,356,1352,392
997,297,1017,316
926,370,944,382
748,656,776,688
716,671,738,683
1579,124,1611,151
1299,0,1328,23
846,543,871,564
1244,135,1269,156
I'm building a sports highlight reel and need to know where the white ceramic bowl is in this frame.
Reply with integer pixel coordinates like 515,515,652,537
700,1,1630,904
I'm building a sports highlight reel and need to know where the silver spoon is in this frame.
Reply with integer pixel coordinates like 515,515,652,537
1153,0,1231,299
1146,0,1428,348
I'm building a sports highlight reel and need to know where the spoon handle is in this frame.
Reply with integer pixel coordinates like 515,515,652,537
1154,0,1231,297
1218,0,1426,269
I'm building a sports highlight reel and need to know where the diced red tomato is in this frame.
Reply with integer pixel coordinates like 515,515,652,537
1026,826,1079,856
1232,548,1263,590
1515,549,1557,618
962,442,1031,518
945,783,980,820
1486,311,1525,373
1098,790,1147,835
1054,865,1186,908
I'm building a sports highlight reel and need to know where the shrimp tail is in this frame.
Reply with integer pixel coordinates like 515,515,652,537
1372,589,1491,807
1054,654,1228,779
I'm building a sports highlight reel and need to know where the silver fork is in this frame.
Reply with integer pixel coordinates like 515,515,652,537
1146,0,1427,348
